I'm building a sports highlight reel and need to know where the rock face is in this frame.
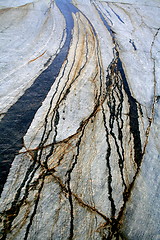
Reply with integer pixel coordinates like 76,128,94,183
0,0,160,239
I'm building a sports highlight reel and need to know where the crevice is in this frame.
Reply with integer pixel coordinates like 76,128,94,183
0,162,43,240
65,125,85,240
108,3,125,24
117,57,142,168
23,174,46,240
142,27,160,155
37,12,82,158
66,156,75,240
45,171,111,225
94,4,143,238
42,108,60,170
102,105,116,218
129,39,137,51
73,193,111,224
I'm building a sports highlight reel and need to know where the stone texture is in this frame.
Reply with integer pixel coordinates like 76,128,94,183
0,0,160,239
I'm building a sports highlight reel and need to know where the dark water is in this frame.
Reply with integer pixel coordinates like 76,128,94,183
0,0,78,195
93,3,115,39
110,7,125,24
117,58,142,167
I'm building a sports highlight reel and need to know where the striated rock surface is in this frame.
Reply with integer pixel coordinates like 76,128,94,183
0,0,160,239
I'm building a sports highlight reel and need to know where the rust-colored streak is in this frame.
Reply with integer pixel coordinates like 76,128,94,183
28,50,47,64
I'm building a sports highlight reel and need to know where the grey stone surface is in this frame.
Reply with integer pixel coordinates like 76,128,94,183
0,0,160,239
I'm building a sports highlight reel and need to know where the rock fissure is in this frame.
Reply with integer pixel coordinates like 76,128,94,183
23,174,46,240
91,3,144,237
142,27,160,155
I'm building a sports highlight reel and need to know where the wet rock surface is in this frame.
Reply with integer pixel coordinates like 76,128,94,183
0,0,160,239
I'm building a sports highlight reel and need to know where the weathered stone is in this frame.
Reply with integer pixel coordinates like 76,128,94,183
0,0,160,239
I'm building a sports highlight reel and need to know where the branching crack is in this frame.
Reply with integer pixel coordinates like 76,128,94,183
142,28,160,155
93,3,144,238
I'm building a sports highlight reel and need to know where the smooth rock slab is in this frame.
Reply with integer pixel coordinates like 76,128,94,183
0,0,160,239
